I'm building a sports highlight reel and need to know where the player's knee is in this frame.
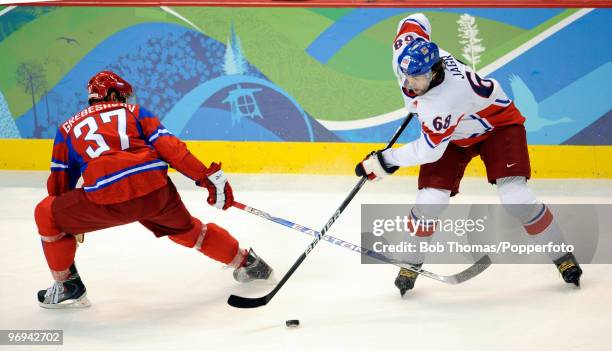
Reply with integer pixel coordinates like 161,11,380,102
415,188,451,218
34,196,63,238
497,177,536,204
168,217,203,248
496,177,540,222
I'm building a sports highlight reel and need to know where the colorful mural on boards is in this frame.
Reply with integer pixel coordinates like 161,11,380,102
0,7,610,144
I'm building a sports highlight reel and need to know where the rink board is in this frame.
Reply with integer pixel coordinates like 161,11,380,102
1,139,611,178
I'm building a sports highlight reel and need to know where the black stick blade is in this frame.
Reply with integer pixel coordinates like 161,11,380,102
227,294,270,309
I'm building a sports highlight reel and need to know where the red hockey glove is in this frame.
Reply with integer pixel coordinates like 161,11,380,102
199,162,234,210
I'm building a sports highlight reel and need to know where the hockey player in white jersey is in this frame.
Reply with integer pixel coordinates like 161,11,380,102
355,13,582,296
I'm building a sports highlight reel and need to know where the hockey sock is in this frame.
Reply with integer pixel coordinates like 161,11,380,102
403,188,450,265
169,219,244,266
403,207,436,265
41,237,77,281
497,177,569,262
523,204,567,261
35,196,76,281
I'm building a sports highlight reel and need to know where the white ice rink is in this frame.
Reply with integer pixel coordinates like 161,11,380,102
1,171,611,351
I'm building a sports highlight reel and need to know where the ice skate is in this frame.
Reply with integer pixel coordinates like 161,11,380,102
38,264,90,309
394,264,423,297
233,248,273,283
554,252,582,287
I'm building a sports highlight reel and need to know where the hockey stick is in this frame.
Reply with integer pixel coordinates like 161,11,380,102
233,201,491,285
227,114,414,309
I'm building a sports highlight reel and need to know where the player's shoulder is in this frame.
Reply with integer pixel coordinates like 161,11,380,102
439,51,469,80
136,105,157,119
427,74,469,104
438,48,453,58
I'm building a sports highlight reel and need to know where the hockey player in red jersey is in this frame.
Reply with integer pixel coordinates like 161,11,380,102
34,71,273,308
356,14,582,296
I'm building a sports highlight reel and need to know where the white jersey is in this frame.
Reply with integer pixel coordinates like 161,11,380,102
385,23,524,168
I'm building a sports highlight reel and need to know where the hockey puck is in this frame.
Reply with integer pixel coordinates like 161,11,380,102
285,319,300,328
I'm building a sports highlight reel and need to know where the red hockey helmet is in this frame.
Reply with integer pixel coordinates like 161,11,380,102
87,71,133,101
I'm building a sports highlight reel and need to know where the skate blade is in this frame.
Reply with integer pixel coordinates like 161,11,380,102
39,294,91,309
238,270,277,286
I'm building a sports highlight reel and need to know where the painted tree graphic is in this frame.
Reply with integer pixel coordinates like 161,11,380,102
39,79,54,135
223,24,247,75
223,38,239,75
0,90,20,138
457,14,485,71
16,61,47,138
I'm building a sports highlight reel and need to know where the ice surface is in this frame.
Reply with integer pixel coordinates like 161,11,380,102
1,171,611,351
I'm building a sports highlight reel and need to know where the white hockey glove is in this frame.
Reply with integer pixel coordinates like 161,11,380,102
199,162,234,210
355,149,399,181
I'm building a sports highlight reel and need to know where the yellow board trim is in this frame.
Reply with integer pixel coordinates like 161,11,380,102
2,139,611,178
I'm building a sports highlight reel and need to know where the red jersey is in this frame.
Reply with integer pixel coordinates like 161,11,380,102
48,102,206,205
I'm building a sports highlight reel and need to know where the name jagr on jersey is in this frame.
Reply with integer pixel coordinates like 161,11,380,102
441,55,465,79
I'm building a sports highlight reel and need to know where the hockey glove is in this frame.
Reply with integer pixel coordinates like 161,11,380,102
355,149,399,181
200,162,234,210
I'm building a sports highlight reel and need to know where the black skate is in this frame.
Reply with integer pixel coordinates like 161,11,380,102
395,264,423,297
38,264,90,308
233,248,273,283
554,252,582,287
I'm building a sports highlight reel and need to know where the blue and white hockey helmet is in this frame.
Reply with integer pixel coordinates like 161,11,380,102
397,38,440,77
